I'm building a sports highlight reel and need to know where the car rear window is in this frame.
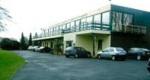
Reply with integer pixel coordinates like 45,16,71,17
116,48,124,51
131,48,149,52
141,48,149,51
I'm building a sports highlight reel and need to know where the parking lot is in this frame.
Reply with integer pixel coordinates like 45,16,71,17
11,51,150,80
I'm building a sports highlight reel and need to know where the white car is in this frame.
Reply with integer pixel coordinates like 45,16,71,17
28,46,34,51
34,46,45,52
96,47,126,60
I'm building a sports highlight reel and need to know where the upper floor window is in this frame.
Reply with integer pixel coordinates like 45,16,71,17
112,11,133,32
102,11,110,24
94,14,101,23
71,22,75,27
75,20,80,27
66,23,70,28
123,13,133,26
87,16,93,23
62,24,66,29
81,18,87,27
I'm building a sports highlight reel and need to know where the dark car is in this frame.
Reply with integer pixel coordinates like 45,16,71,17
127,48,150,60
147,58,150,73
40,47,51,53
65,47,91,58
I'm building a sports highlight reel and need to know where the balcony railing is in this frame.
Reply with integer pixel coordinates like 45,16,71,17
61,22,110,34
124,25,146,34
33,22,111,39
112,23,147,34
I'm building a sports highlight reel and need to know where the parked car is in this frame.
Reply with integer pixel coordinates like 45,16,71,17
28,46,34,51
35,46,45,52
33,46,39,51
35,46,51,53
65,47,91,58
41,47,51,53
96,47,126,60
147,58,150,73
127,48,150,60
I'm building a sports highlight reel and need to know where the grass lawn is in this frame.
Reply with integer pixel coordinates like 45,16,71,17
0,49,25,80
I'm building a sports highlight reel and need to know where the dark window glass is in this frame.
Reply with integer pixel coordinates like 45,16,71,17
123,13,133,26
112,11,133,32
112,11,122,31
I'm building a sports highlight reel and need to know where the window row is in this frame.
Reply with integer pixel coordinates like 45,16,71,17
112,11,133,32
41,11,110,37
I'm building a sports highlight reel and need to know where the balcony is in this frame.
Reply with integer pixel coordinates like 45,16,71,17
61,22,110,34
124,25,146,34
112,23,146,34
33,22,111,40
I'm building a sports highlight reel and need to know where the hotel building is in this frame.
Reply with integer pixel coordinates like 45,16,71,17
33,4,150,56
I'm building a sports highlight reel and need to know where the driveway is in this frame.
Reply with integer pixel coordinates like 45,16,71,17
11,50,150,80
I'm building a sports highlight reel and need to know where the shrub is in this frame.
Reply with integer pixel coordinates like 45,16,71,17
0,38,20,50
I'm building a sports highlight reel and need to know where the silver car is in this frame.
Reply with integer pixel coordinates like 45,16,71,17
35,46,45,52
96,47,126,60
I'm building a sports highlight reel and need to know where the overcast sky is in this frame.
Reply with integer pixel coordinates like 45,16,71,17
0,0,150,40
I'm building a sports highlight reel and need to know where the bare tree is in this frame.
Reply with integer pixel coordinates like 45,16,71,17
0,6,11,32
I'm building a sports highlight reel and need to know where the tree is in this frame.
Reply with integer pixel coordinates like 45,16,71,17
0,6,11,32
0,38,20,50
33,32,38,45
20,32,27,50
28,33,32,46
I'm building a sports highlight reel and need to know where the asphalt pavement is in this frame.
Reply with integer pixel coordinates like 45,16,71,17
10,50,150,80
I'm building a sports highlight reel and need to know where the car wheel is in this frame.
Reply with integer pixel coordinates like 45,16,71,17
87,54,91,58
112,56,116,61
98,54,102,59
74,54,78,58
66,55,69,58
122,57,126,61
137,55,141,60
